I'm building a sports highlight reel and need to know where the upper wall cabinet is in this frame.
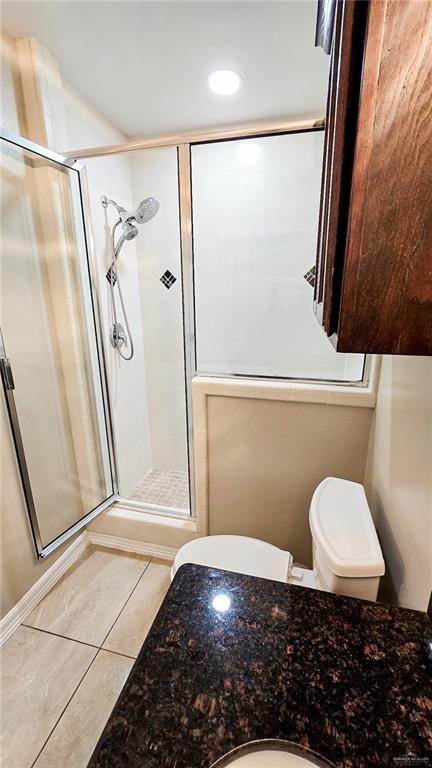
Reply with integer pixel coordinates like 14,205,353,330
314,0,432,355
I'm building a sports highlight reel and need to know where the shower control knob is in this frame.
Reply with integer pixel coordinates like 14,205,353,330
110,323,127,350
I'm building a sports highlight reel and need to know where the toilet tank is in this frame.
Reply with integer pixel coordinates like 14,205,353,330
309,478,385,601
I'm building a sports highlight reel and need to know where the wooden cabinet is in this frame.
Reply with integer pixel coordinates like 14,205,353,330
315,0,432,355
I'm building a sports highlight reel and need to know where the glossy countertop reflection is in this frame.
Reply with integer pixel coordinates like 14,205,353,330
87,564,432,768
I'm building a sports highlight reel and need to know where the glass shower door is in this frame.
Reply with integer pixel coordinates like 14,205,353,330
0,132,116,556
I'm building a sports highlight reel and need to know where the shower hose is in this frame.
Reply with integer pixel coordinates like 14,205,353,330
108,221,134,361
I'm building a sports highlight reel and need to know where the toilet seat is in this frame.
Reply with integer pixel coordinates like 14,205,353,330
171,535,293,583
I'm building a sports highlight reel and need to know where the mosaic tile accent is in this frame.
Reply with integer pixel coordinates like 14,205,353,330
303,264,316,287
128,468,189,510
160,270,177,289
105,265,117,285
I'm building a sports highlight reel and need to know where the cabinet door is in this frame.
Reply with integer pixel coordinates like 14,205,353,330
315,0,432,355
314,0,368,337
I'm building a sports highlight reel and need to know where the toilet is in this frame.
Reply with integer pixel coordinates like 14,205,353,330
172,477,385,601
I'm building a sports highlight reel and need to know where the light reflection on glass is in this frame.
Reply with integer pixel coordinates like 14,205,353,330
238,140,262,164
212,593,231,612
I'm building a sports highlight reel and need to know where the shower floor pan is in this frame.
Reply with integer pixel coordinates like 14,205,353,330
128,468,189,510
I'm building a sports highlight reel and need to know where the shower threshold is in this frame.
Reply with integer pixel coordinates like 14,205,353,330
128,468,189,511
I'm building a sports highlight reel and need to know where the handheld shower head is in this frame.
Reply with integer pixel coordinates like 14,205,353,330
133,197,160,224
123,220,139,240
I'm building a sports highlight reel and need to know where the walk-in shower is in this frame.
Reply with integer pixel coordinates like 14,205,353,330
101,194,159,360
2,120,369,561
88,144,192,514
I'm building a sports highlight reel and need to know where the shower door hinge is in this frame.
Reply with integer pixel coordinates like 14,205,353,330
0,329,15,391
0,357,15,390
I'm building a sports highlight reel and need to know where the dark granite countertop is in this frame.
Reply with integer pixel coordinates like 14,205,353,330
88,564,432,768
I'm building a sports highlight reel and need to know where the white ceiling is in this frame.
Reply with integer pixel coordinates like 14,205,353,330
2,1,329,138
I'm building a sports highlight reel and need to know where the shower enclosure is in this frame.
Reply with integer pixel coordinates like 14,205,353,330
1,118,367,558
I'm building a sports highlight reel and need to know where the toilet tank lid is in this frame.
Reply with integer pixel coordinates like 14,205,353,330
309,478,385,578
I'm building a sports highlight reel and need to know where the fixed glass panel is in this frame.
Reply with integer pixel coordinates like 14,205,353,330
83,146,190,513
1,137,114,552
191,131,365,382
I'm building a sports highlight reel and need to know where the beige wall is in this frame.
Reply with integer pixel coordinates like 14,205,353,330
0,29,26,138
1,397,76,617
208,395,373,566
365,356,432,612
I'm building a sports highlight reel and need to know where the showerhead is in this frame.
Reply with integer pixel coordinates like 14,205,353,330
102,193,160,262
132,197,160,224
102,194,159,227
123,220,139,240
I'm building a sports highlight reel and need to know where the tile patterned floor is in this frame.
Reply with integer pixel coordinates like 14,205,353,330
0,546,171,768
128,468,190,510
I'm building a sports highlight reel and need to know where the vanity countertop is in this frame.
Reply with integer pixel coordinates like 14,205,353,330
88,564,432,768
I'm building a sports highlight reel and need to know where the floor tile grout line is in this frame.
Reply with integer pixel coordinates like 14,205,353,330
23,551,152,652
21,623,100,651
20,625,137,662
12,552,156,768
99,557,154,650
29,647,137,768
100,646,137,661
15,551,168,768
26,644,137,766
29,647,100,768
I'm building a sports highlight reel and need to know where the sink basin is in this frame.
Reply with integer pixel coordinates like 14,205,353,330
216,750,322,766
210,740,334,768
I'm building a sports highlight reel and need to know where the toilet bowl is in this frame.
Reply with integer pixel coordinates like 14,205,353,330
172,477,385,601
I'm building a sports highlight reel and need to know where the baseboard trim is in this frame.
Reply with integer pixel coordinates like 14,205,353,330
0,532,88,648
1,530,179,648
87,531,177,562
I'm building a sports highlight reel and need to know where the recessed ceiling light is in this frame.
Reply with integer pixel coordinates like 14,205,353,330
208,70,242,96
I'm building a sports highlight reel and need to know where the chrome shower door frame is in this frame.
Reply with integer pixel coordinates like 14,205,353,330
0,128,119,558
73,142,198,520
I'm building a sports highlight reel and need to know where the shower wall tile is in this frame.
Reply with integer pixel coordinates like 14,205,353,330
138,278,185,364
152,432,188,472
106,251,153,494
132,147,188,473
67,105,153,498
146,362,187,436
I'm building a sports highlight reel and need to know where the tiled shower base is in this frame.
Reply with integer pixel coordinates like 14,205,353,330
128,468,189,510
